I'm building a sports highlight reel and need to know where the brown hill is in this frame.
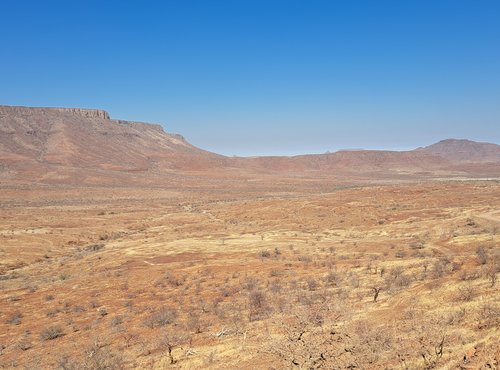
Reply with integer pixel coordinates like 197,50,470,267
0,105,231,185
417,138,500,163
0,105,228,169
1,105,499,185
239,150,450,176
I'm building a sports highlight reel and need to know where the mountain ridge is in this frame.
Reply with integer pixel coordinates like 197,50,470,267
1,105,499,185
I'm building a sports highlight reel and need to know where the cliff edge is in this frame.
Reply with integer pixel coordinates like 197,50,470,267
0,105,110,120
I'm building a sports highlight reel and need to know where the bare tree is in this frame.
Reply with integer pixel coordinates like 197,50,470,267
486,264,498,287
158,327,186,364
420,335,445,368
267,309,354,369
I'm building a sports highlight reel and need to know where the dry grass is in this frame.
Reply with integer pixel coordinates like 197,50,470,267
0,181,499,368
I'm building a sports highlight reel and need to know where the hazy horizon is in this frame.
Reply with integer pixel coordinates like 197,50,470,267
1,1,499,156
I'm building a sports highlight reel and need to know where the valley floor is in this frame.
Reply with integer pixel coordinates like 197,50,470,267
0,180,499,369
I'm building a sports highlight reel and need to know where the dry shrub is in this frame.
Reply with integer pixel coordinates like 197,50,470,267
259,250,271,258
269,269,281,277
459,269,480,281
394,273,412,288
164,272,185,287
395,250,406,259
432,259,447,278
347,272,360,288
186,312,208,334
110,315,123,327
476,246,488,265
84,243,105,252
6,310,22,325
446,308,466,325
143,307,177,328
485,263,498,287
17,339,32,351
58,338,123,370
324,270,341,286
297,255,312,264
220,284,240,297
384,267,411,292
242,276,260,291
268,279,283,294
248,290,269,321
478,303,500,329
456,284,475,302
270,311,354,369
307,277,319,291
350,321,393,364
84,340,123,370
40,325,64,341
157,327,188,365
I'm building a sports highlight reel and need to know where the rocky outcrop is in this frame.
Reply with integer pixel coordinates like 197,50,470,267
0,105,110,120
53,107,110,119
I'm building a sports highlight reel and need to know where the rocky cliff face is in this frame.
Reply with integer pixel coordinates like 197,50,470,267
0,105,110,120
52,107,110,119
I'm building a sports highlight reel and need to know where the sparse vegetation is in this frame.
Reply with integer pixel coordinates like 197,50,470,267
0,182,498,368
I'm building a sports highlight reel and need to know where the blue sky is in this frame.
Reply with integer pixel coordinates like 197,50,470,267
1,1,499,156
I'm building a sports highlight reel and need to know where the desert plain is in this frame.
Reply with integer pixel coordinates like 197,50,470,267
0,179,499,369
0,107,499,369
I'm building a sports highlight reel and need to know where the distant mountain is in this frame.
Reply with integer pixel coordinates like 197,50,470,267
0,105,230,185
417,138,500,163
236,149,450,176
1,105,499,185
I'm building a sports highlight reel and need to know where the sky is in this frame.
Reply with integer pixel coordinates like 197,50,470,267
1,1,499,156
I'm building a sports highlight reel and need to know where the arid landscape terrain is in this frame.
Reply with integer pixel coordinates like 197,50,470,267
0,107,499,369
